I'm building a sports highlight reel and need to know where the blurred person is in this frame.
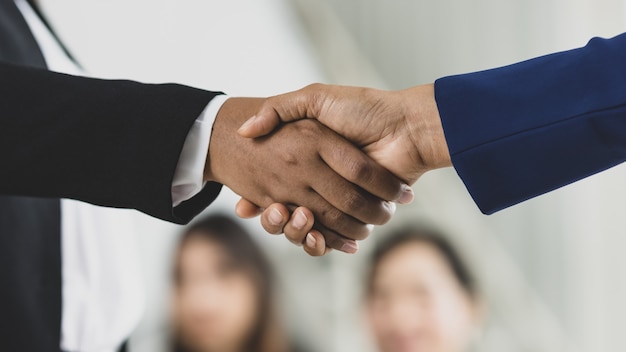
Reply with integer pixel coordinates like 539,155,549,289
365,227,482,352
171,214,293,352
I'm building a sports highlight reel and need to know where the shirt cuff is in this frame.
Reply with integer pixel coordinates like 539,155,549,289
171,94,230,206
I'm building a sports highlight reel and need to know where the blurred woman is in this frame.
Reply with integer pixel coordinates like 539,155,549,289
171,214,289,352
365,227,482,352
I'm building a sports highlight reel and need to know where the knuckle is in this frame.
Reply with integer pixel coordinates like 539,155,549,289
303,83,328,114
347,158,373,183
304,82,324,91
279,150,299,167
342,189,367,212
259,97,271,110
297,117,319,130
259,97,277,117
292,119,321,139
323,207,344,225
320,209,371,241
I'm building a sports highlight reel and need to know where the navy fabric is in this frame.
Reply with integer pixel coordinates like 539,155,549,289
435,33,626,214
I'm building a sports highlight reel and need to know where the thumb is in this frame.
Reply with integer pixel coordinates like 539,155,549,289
238,85,324,138
237,106,282,138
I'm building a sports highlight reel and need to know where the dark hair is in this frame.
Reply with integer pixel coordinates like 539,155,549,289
366,226,478,299
171,214,287,352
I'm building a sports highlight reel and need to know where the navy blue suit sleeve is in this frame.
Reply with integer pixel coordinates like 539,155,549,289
434,33,626,214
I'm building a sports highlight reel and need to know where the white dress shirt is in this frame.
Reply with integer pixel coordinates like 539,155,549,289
15,1,228,351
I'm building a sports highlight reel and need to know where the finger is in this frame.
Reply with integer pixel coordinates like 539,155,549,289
319,132,409,203
303,230,329,256
237,110,281,138
397,186,415,205
310,156,396,226
235,198,263,218
315,223,359,254
299,187,372,241
238,84,325,138
283,207,315,245
259,203,291,234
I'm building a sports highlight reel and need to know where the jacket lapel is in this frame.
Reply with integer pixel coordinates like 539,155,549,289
0,0,47,67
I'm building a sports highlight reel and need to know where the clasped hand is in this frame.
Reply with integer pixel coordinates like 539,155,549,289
206,84,451,256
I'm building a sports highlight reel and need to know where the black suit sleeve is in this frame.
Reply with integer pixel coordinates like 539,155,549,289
0,61,224,224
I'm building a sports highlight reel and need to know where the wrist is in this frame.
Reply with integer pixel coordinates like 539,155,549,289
401,84,452,172
203,97,266,184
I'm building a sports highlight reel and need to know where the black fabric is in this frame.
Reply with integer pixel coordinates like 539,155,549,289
0,62,223,223
0,1,222,350
0,0,46,67
118,340,129,352
0,197,62,351
0,1,223,223
0,2,62,351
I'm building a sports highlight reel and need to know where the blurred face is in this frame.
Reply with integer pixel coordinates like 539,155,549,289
173,234,259,352
367,242,478,352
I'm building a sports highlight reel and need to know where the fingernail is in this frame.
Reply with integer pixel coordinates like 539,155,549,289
397,184,414,204
268,208,283,226
340,241,359,254
237,115,258,134
386,201,397,214
292,210,308,230
305,233,317,248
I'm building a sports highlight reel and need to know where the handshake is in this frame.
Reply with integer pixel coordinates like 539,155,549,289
204,83,452,256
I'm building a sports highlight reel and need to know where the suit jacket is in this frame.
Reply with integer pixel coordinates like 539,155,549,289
435,32,626,214
0,8,223,224
0,61,224,223
0,1,223,350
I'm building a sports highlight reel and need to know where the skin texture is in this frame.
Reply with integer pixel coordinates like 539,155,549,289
238,84,451,184
172,235,259,352
206,97,408,252
235,84,451,255
367,242,479,352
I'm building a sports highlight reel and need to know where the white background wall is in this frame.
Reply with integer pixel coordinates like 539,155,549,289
39,1,626,351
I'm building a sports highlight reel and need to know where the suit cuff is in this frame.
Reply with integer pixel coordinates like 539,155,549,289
171,94,230,206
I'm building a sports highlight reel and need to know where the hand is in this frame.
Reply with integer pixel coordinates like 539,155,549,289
238,83,451,183
234,84,452,255
235,201,333,256
204,97,408,253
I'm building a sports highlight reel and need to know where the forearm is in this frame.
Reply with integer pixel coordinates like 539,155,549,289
0,62,222,223
434,32,626,213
